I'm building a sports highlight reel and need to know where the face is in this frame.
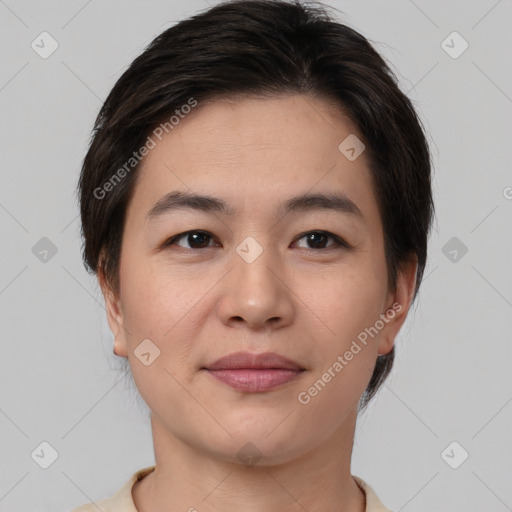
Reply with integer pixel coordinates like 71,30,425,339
101,94,415,465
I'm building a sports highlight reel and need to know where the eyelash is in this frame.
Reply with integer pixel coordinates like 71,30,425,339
163,230,350,252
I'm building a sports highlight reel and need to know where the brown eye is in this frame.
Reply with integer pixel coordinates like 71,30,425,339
166,231,217,250
294,231,349,250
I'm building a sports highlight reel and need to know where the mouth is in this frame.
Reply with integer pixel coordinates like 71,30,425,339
202,351,306,392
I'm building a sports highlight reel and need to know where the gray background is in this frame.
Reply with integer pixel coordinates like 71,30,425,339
1,0,511,511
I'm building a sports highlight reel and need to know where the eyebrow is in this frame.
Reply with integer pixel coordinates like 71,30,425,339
146,190,364,221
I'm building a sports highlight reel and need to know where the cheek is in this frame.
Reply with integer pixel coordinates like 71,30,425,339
119,265,200,415
295,275,382,417
119,258,211,382
334,282,384,340
120,254,194,337
303,260,387,345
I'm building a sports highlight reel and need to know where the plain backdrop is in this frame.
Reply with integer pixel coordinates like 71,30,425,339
0,1,511,511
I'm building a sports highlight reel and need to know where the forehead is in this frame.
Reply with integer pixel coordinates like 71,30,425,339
127,94,379,226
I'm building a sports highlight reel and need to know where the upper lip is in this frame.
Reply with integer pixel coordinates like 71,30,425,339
205,351,304,371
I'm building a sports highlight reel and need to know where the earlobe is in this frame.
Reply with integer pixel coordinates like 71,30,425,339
377,255,418,356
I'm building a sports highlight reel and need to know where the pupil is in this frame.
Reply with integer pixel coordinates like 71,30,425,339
189,232,209,248
308,232,327,249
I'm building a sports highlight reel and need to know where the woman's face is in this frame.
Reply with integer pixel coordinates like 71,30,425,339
102,94,414,465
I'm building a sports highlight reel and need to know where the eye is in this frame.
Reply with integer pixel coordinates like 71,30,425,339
163,229,349,252
293,231,349,250
164,230,219,250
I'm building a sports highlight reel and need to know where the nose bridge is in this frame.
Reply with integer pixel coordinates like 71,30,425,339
233,234,280,300
218,234,293,328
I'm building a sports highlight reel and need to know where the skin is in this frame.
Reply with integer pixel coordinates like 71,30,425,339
99,94,417,512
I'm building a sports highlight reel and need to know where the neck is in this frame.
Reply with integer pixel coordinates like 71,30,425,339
133,409,365,512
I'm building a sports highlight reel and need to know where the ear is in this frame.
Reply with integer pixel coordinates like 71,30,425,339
98,267,129,358
377,255,418,356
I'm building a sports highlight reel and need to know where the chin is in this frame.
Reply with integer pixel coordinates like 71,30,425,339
200,416,311,467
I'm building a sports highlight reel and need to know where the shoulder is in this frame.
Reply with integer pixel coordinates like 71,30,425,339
352,475,394,512
69,466,156,512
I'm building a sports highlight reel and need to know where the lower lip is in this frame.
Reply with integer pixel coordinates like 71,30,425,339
206,369,303,392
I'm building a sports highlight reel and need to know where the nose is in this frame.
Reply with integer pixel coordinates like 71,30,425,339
216,242,295,331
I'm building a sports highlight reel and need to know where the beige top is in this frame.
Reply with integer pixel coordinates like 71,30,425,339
71,465,393,512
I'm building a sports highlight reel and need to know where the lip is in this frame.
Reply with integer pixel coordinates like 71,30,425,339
203,352,305,392
205,351,304,371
